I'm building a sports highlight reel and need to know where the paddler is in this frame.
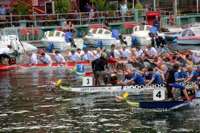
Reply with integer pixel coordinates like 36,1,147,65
146,67,164,85
39,52,52,65
54,51,65,64
185,66,199,83
0,45,16,65
119,67,145,86
30,52,38,65
92,52,109,85
69,49,80,61
0,45,11,64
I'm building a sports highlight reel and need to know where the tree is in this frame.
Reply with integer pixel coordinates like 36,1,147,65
135,0,143,10
13,1,29,15
54,0,71,13
91,0,108,11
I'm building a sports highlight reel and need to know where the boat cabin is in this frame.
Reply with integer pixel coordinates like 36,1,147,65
88,28,112,36
44,30,65,38
180,27,200,37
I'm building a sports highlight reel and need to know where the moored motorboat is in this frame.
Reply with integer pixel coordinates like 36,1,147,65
83,28,131,48
41,30,83,50
177,26,200,45
162,26,183,41
131,25,165,46
0,35,37,54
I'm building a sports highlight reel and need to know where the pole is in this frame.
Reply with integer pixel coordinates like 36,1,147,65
174,0,177,17
197,0,199,13
154,0,156,11
132,0,134,9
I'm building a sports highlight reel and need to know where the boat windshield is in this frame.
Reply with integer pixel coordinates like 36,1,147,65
48,31,54,37
55,32,61,37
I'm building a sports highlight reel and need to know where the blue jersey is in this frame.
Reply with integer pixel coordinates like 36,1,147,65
174,71,188,85
152,71,164,84
174,71,188,81
132,72,145,85
189,70,199,82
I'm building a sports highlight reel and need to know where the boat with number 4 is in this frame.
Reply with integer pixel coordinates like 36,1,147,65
117,89,200,111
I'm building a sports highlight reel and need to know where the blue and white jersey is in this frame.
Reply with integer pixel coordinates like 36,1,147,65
114,49,121,58
152,71,164,84
55,53,65,63
131,71,145,85
121,49,131,58
40,53,52,64
188,70,199,82
69,54,80,61
30,53,38,65
135,49,144,58
82,52,94,61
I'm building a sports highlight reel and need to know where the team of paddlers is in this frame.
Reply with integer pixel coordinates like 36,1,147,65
1,43,200,101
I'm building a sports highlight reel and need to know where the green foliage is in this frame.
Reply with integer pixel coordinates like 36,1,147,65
92,0,108,11
54,0,71,13
135,1,143,9
13,1,29,15
108,3,118,11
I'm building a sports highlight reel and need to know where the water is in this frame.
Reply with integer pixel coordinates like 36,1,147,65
0,44,200,133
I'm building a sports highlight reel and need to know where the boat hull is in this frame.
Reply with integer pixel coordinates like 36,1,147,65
40,39,70,50
59,85,165,94
139,101,191,110
84,37,119,46
177,39,200,45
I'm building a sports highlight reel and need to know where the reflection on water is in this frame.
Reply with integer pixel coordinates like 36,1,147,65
0,48,200,132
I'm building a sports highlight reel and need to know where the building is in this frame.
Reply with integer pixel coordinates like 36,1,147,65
0,0,199,15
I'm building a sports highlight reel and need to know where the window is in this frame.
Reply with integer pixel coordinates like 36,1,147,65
187,30,195,36
98,29,103,34
181,30,188,37
105,31,111,34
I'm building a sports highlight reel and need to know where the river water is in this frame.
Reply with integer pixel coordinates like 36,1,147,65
0,44,200,133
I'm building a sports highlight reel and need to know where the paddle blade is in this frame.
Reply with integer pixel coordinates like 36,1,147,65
56,79,62,87
126,100,139,108
122,92,129,99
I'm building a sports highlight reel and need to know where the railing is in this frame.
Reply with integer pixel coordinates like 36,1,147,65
0,10,136,28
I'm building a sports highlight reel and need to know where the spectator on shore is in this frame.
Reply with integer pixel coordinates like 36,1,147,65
120,1,128,20
64,20,75,32
0,5,6,15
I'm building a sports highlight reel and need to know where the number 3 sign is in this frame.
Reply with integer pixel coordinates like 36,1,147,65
82,77,93,86
153,89,165,101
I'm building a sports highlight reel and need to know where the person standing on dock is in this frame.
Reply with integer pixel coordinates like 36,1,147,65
64,21,76,48
92,52,109,86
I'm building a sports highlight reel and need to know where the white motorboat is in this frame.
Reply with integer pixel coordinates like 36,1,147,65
131,25,165,46
41,30,71,50
177,26,200,45
83,28,131,48
41,30,83,50
0,35,37,54
84,28,120,47
163,26,183,41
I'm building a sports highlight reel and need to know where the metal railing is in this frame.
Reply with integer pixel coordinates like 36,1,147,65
0,10,137,28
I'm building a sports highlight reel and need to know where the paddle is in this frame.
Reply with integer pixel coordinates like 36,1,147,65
18,39,26,54
115,92,139,108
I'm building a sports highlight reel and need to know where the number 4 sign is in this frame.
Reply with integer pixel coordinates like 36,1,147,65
82,77,93,86
153,89,165,101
